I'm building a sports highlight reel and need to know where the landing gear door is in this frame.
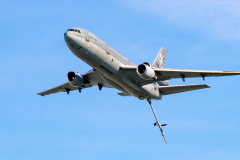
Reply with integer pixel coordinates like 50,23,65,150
84,31,89,42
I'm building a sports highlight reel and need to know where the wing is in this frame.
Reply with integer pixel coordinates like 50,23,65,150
38,70,112,96
120,65,240,86
154,68,240,81
158,84,210,95
37,82,80,96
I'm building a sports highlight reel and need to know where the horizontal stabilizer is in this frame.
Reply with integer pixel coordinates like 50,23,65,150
158,84,210,95
117,92,131,96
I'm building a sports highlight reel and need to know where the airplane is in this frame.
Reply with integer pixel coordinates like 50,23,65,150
38,27,240,144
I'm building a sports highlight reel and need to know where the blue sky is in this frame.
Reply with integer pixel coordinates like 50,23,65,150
1,0,240,159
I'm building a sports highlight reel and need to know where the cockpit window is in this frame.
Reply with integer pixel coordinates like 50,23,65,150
67,29,81,33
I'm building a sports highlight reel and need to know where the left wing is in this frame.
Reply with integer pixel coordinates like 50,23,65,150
38,70,112,96
153,68,240,81
120,65,240,86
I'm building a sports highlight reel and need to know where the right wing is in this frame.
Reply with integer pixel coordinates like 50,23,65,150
37,70,112,96
158,84,210,95
37,82,80,96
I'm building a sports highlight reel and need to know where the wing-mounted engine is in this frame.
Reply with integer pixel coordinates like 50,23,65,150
66,71,85,87
137,62,156,80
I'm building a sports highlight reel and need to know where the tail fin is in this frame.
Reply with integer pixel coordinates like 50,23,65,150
152,47,167,68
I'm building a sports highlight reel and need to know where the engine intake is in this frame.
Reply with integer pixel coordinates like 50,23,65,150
143,62,151,67
66,71,84,87
137,63,155,80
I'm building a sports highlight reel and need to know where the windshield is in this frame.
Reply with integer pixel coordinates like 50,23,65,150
67,29,81,33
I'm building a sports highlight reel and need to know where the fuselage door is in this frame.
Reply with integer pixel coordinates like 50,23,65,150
105,44,110,55
84,31,89,42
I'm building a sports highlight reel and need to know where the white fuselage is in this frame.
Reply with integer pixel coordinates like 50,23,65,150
64,28,162,100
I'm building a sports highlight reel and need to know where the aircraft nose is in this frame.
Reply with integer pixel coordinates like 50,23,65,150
64,31,72,48
64,31,70,40
64,30,78,48
64,30,77,40
64,31,74,43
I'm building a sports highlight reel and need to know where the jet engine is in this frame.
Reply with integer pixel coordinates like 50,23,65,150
137,62,156,80
66,71,85,87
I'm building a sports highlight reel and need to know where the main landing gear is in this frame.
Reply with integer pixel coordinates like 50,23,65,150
147,99,167,144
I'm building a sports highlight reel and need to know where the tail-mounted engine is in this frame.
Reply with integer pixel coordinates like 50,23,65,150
137,62,156,80
66,71,84,87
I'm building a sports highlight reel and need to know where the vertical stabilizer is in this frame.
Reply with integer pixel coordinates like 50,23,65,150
152,47,167,68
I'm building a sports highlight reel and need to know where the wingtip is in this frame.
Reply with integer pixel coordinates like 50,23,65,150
206,84,211,88
37,93,44,97
200,84,211,88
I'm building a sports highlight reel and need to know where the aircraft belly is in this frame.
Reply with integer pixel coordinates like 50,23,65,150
119,67,162,99
142,84,162,100
89,46,145,99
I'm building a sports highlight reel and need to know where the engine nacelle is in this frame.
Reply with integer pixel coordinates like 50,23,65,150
142,62,152,68
66,71,84,87
137,63,156,80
